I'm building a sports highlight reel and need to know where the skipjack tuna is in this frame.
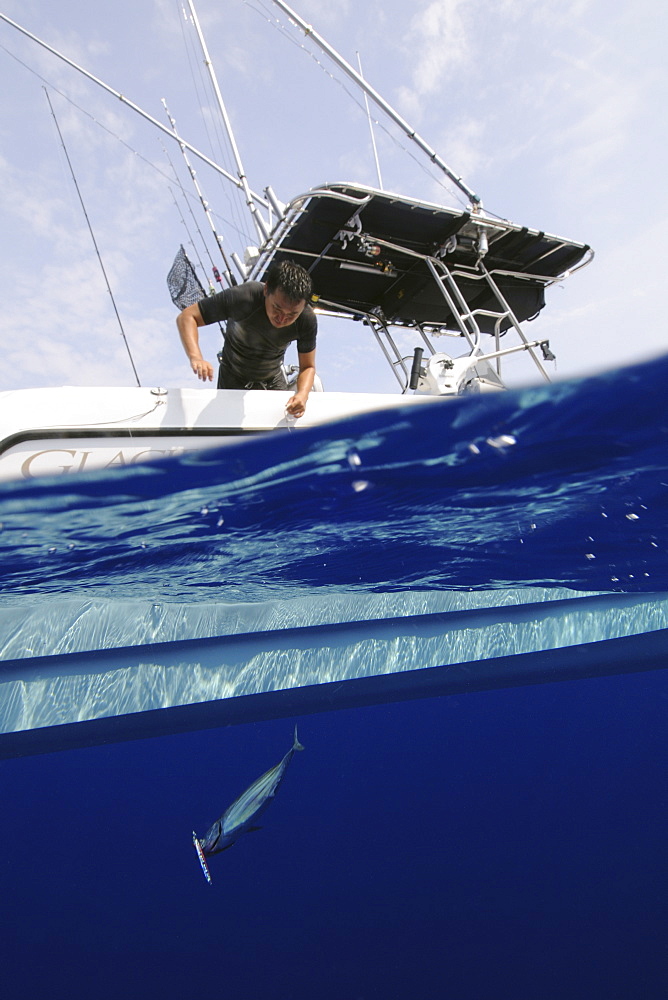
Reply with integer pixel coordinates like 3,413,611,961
193,726,304,884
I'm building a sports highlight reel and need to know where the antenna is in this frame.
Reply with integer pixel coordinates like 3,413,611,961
356,51,383,190
45,88,141,387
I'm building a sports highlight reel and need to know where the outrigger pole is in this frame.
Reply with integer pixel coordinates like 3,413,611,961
270,0,482,209
0,10,269,212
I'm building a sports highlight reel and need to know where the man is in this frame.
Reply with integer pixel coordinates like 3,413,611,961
176,259,317,418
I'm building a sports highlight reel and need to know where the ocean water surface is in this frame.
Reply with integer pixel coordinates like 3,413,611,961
1,354,668,605
0,355,667,997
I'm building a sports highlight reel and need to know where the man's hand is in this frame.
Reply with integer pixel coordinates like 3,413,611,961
190,357,214,382
287,352,316,417
286,392,307,418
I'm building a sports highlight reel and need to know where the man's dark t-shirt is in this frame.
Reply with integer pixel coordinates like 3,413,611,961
198,282,317,390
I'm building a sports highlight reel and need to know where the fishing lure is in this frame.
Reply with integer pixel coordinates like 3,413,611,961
193,831,213,884
193,726,304,883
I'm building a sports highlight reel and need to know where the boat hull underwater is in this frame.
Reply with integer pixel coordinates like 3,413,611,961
1,352,667,758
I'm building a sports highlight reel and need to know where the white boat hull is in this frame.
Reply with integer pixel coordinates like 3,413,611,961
0,385,439,481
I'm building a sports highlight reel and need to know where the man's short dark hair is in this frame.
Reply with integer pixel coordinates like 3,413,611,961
264,260,313,303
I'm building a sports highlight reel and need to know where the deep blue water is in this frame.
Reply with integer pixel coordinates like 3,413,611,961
1,357,667,997
0,671,666,999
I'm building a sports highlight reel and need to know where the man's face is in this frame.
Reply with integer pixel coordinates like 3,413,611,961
264,285,306,328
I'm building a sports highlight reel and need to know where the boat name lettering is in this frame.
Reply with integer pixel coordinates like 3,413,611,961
20,446,185,478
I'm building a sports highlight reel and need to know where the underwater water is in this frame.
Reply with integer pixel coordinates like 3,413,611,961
0,355,667,997
0,673,666,999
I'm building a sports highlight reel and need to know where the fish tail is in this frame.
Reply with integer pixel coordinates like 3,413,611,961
293,724,304,752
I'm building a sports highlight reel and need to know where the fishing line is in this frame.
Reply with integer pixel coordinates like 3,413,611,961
245,0,470,210
181,7,253,248
0,37,227,224
166,172,214,286
178,2,255,251
3,37,257,258
44,87,142,388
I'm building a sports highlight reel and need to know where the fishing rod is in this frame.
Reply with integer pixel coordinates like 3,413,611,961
0,10,270,212
269,0,482,209
165,162,220,293
163,98,236,287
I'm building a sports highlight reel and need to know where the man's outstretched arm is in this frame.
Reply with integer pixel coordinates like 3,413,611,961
176,303,214,382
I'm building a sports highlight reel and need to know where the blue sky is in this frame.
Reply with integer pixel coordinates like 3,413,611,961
0,0,665,394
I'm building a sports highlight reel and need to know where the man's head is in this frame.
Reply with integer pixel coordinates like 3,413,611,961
263,260,313,328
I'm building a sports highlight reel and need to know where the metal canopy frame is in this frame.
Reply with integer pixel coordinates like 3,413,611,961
248,182,594,393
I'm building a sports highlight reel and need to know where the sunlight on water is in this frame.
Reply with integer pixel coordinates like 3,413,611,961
0,589,666,735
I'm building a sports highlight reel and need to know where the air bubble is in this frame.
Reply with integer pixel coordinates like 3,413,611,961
626,513,640,521
200,506,210,516
486,434,517,449
352,480,370,493
468,443,481,455
585,553,595,560
347,448,362,469
217,516,225,527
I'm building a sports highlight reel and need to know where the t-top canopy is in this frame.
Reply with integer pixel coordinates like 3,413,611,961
259,183,591,335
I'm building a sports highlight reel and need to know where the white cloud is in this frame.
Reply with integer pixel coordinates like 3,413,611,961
396,0,471,118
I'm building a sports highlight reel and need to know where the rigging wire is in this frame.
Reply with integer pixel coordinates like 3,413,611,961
0,41,181,191
244,0,474,212
162,98,236,287
178,2,255,250
44,87,142,387
161,134,217,284
0,38,262,247
168,184,211,280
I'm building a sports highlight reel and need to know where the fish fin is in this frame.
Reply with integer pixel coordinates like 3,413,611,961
292,725,304,752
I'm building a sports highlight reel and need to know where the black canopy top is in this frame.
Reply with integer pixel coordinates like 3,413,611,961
261,183,590,334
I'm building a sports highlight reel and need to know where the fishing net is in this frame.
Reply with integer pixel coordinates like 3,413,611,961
167,245,205,310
